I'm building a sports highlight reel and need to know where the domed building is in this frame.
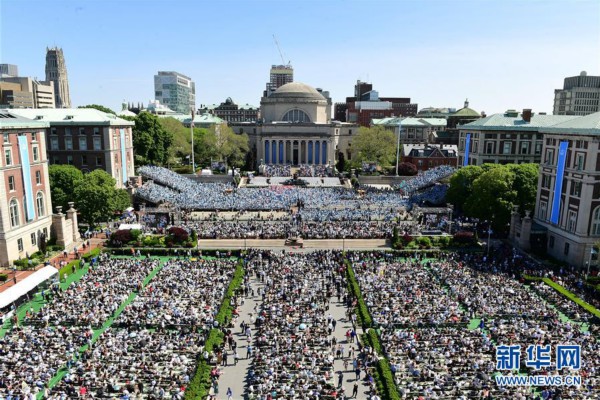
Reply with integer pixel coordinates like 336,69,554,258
234,82,357,167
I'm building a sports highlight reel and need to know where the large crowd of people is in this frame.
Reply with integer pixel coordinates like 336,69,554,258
351,251,599,399
393,165,455,194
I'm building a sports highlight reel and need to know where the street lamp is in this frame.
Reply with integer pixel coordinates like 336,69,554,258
395,119,402,176
586,246,594,278
486,216,494,257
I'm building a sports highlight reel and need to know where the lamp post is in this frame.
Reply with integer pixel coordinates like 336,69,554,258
395,119,402,176
586,246,594,278
190,108,195,173
486,216,494,257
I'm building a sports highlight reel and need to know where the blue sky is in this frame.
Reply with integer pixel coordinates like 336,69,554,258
1,0,599,115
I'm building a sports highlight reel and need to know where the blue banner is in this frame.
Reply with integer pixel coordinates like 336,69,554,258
550,141,569,224
17,135,35,221
463,133,471,166
120,129,128,184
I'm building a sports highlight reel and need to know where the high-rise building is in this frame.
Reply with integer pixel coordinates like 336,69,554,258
553,71,600,116
263,64,293,97
334,80,418,126
0,77,55,108
45,47,71,108
154,71,195,114
0,64,19,77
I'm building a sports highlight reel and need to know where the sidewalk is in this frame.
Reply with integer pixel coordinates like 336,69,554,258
0,236,105,293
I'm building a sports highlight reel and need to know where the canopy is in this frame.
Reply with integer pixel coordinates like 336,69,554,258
118,223,143,231
0,266,58,309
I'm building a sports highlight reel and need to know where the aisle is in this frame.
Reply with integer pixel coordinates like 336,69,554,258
329,296,371,400
212,277,262,399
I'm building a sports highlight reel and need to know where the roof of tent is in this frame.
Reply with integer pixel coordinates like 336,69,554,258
0,266,58,309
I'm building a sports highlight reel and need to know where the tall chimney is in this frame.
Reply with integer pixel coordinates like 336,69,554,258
522,109,532,122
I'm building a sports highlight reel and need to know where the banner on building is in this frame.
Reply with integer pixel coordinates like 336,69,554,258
17,135,35,221
120,129,128,184
550,141,569,224
463,133,471,167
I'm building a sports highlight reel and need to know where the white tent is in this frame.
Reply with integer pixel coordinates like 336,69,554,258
0,266,58,309
117,223,142,231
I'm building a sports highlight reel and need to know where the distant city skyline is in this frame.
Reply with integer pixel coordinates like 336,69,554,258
1,0,599,115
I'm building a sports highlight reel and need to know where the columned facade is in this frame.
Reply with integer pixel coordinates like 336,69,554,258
261,137,332,165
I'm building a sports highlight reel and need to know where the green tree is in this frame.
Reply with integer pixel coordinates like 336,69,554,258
336,152,346,172
113,189,132,212
464,167,517,232
213,124,249,169
159,117,192,164
507,163,539,215
446,165,483,212
351,126,397,167
78,104,116,115
48,165,84,211
132,111,173,165
73,170,131,227
192,127,216,168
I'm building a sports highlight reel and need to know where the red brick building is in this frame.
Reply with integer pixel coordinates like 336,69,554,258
334,80,417,126
402,144,458,172
0,111,52,266
10,108,134,188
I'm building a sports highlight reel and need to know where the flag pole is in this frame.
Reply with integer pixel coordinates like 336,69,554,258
190,108,195,173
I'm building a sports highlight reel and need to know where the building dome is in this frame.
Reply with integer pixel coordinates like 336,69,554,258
269,82,326,100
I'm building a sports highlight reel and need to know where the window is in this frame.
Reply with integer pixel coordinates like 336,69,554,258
545,149,554,165
282,109,310,123
79,127,85,135
96,156,102,166
9,199,19,227
35,170,42,185
81,155,88,165
93,127,100,135
520,141,530,154
2,133,9,143
571,181,582,197
31,132,37,141
8,175,15,191
31,232,37,246
50,137,59,150
485,142,494,154
567,210,577,232
17,238,23,252
538,201,547,220
535,142,542,155
67,155,73,165
4,149,12,165
36,192,45,217
51,127,57,135
64,127,71,136
549,236,555,248
32,146,39,161
592,206,600,236
564,242,570,255
65,137,73,150
575,153,584,170
79,136,87,150
502,142,512,154
542,174,551,189
93,137,101,150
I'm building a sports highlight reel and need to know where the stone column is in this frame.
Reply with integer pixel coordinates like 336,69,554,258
66,202,81,242
509,206,520,240
52,206,67,248
519,210,532,251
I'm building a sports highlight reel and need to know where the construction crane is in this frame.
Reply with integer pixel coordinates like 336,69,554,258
273,34,290,66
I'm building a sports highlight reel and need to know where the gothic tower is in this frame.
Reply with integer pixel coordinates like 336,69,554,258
45,47,71,108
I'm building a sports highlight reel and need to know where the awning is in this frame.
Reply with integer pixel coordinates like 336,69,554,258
118,224,143,231
0,266,58,309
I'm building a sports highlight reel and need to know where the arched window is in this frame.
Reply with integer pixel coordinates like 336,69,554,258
282,109,310,123
36,192,45,217
9,199,19,227
592,206,600,236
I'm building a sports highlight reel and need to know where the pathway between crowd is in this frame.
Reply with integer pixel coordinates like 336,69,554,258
213,275,371,399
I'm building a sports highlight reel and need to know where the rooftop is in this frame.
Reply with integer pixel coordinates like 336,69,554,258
7,108,133,126
541,111,600,135
0,110,49,129
460,113,578,131
269,82,326,100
